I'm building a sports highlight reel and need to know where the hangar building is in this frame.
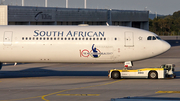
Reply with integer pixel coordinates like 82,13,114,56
0,5,149,30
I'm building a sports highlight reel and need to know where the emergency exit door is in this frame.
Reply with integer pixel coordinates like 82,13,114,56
3,31,13,46
124,32,134,47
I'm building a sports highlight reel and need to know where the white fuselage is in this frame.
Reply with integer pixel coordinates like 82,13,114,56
0,25,170,63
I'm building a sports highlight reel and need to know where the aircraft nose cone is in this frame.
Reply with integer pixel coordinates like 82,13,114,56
162,41,171,52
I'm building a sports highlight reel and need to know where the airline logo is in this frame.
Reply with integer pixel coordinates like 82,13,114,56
80,44,113,58
34,30,105,37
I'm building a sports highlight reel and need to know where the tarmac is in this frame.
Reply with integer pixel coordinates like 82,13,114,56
0,36,180,101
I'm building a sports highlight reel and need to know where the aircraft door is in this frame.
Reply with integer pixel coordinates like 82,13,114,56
124,32,134,47
3,31,13,46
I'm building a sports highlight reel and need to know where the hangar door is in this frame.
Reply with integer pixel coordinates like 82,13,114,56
124,32,134,47
3,31,13,46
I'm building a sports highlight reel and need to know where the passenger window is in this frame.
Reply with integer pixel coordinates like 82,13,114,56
61,38,63,40
89,38,92,40
86,38,88,40
100,38,102,40
29,37,31,40
104,38,106,40
97,38,99,40
43,37,46,40
68,38,70,40
57,38,59,40
93,38,95,40
82,38,84,40
47,38,49,40
26,37,28,40
115,38,117,40
72,38,74,40
54,38,56,40
75,38,77,40
79,38,81,40
22,37,24,40
36,37,38,40
65,38,67,40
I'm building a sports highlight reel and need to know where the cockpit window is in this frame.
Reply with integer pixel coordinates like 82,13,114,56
147,36,152,40
156,36,161,40
147,36,157,40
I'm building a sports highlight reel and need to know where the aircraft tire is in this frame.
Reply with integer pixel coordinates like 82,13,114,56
111,71,120,79
148,71,158,79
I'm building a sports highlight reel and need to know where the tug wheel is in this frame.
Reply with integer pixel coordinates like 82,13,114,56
111,71,120,79
148,71,158,79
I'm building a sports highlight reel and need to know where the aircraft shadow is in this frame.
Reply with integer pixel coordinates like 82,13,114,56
0,67,109,78
0,67,179,79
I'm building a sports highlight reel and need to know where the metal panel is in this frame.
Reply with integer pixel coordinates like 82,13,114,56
124,32,134,47
4,31,13,46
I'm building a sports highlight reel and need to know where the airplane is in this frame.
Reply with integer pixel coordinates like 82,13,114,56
0,25,170,70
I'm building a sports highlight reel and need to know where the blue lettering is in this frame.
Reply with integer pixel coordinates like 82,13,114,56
74,31,78,37
87,31,93,37
40,31,45,36
93,32,98,37
58,31,63,37
46,31,51,36
33,30,104,37
79,31,84,37
84,32,87,37
34,30,39,36
53,31,57,36
66,31,72,37
99,32,104,37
